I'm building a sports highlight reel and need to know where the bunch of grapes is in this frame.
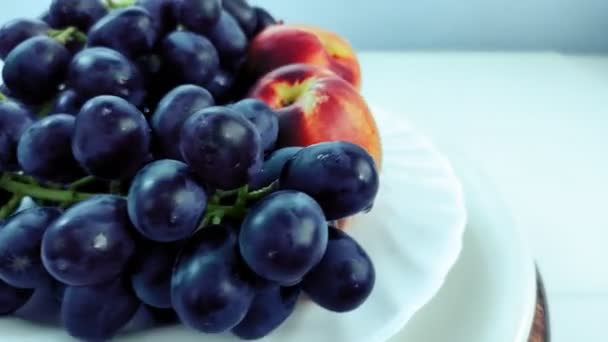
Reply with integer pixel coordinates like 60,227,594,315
0,0,380,340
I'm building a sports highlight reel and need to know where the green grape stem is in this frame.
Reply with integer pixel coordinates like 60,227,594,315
106,0,137,9
49,27,87,45
0,193,24,219
0,173,99,205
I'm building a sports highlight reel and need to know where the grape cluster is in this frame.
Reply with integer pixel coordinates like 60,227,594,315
0,0,380,340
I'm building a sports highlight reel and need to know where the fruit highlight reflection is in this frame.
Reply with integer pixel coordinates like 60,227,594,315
0,0,382,340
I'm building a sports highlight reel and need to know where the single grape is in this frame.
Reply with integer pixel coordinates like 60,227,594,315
2,36,70,104
172,224,256,333
207,10,248,61
0,207,62,289
231,99,279,152
161,31,220,87
280,141,380,221
150,84,214,160
130,241,179,308
61,277,140,341
0,99,35,171
67,47,146,106
223,0,257,37
41,195,136,286
128,159,208,242
232,284,301,340
179,106,262,190
205,69,235,103
72,95,151,180
239,191,328,285
303,226,375,312
250,147,303,190
17,114,83,183
88,6,157,58
49,0,108,32
0,18,49,60
51,89,84,115
176,0,221,33
135,0,177,34
254,7,277,34
0,279,33,315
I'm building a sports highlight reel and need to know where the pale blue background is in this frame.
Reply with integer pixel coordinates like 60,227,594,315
2,0,608,51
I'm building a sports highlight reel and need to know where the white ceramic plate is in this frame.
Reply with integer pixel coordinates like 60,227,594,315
0,107,467,341
390,152,537,342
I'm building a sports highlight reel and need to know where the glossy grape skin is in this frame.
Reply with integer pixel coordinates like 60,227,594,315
128,159,208,242
88,7,157,58
231,99,279,152
205,69,234,103
41,195,136,286
171,225,256,333
0,100,35,171
232,284,301,340
280,141,380,221
303,227,375,312
130,241,179,309
2,37,70,104
150,84,214,160
207,10,247,61
0,18,49,60
61,277,140,341
161,31,220,87
223,0,257,37
239,191,328,285
67,47,146,106
0,279,33,315
250,147,303,190
17,114,83,183
49,0,108,32
136,0,177,34
72,95,151,180
180,106,263,190
0,207,62,289
254,7,277,34
176,0,222,34
51,89,84,115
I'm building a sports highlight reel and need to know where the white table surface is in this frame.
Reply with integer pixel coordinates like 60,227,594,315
358,51,608,342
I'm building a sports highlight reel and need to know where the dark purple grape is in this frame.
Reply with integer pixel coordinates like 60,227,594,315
176,0,222,33
0,207,62,289
88,6,157,58
67,47,146,106
136,0,177,34
161,31,220,87
17,114,83,183
172,224,255,333
239,191,328,285
41,195,136,286
223,0,257,37
0,18,50,60
204,69,234,103
49,0,108,32
72,95,151,180
179,106,262,190
232,284,301,340
123,305,179,332
207,10,247,60
0,99,35,171
130,241,179,308
51,89,84,115
2,36,70,104
61,277,140,341
253,7,277,34
250,147,303,190
127,159,207,242
231,99,278,152
39,11,60,28
0,279,33,315
280,141,380,221
303,226,375,312
150,84,214,160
